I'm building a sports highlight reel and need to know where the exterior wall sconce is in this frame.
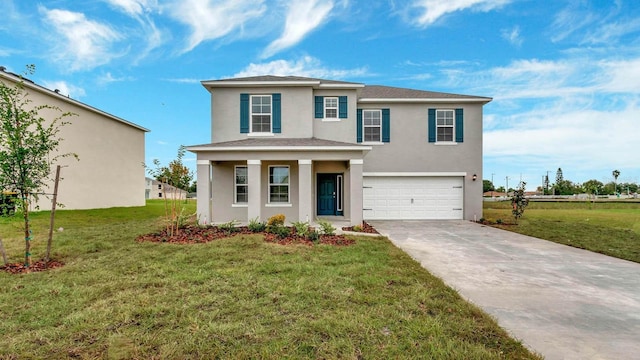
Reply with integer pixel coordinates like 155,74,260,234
472,174,477,181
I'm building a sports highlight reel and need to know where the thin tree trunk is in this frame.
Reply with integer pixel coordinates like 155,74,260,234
45,165,61,266
23,196,31,267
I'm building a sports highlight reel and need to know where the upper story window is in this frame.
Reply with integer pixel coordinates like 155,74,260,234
241,93,281,134
436,109,454,142
251,95,272,133
315,96,347,120
324,97,338,119
428,108,463,143
363,109,382,142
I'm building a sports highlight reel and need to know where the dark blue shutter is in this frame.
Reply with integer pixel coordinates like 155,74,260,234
356,109,363,143
455,108,463,142
240,93,249,133
315,96,323,118
272,93,281,133
382,108,390,143
339,96,348,118
428,108,436,143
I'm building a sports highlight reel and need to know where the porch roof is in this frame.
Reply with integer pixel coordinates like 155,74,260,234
186,137,372,152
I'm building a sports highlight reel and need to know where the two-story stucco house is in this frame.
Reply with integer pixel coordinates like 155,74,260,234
0,67,148,210
187,76,491,226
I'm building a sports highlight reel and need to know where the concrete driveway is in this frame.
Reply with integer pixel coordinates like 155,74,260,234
369,220,640,360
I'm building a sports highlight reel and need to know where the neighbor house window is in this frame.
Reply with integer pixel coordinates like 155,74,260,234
269,166,289,203
363,109,382,142
251,95,271,133
157,184,162,189
436,109,455,142
235,166,248,203
324,97,338,119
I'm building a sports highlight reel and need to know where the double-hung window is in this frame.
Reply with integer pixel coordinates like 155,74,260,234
251,95,272,133
269,166,289,203
363,109,382,142
436,109,454,142
234,166,248,203
324,97,338,119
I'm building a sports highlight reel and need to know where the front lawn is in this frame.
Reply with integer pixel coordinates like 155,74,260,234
483,200,640,263
0,200,538,359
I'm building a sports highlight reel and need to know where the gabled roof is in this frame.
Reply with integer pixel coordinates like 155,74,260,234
359,85,492,103
187,137,371,152
0,68,149,132
201,75,364,90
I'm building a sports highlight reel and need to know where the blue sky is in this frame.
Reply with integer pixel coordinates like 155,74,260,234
1,0,639,189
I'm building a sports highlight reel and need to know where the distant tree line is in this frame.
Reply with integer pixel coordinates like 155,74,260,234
483,168,638,196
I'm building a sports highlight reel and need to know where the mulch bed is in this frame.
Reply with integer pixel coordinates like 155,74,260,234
1,259,65,274
136,225,355,246
342,221,379,234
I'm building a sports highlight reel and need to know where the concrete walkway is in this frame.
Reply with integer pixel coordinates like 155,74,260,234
369,220,640,360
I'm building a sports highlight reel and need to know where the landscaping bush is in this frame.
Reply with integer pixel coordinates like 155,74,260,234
291,220,310,238
218,219,240,235
267,214,285,228
248,217,266,233
317,219,336,236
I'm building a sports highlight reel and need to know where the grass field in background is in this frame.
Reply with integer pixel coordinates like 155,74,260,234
0,200,538,359
483,200,640,263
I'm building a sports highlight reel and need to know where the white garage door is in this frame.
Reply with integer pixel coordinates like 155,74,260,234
363,176,464,220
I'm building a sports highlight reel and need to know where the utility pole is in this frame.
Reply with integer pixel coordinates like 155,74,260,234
506,176,510,196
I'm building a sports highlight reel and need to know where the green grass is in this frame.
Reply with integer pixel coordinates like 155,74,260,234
484,200,640,263
0,200,538,359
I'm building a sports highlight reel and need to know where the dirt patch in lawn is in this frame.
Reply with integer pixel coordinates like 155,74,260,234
1,259,65,274
136,225,355,246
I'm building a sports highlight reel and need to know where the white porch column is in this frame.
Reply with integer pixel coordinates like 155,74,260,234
298,159,313,223
349,159,364,225
196,160,212,225
247,160,262,221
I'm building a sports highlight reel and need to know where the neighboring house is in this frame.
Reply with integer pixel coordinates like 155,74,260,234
187,75,491,225
0,67,149,210
145,177,187,200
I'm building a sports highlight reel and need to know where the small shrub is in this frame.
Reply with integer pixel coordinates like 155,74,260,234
308,230,320,243
273,225,291,239
267,214,285,228
478,217,486,223
219,219,239,234
352,224,363,232
317,220,336,236
292,221,310,238
248,217,266,232
496,219,503,224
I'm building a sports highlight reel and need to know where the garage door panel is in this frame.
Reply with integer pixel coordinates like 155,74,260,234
363,176,463,220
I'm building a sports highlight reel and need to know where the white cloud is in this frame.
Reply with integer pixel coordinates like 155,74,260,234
408,0,512,27
166,0,266,53
42,80,86,98
233,55,368,79
501,26,522,47
104,0,164,62
39,6,123,71
104,0,158,17
261,0,334,58
97,72,135,85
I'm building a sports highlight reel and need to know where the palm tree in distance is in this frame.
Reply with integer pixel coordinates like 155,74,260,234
612,169,620,194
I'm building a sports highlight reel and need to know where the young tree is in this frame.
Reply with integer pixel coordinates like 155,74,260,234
483,179,495,193
0,65,77,267
147,146,193,236
511,181,529,224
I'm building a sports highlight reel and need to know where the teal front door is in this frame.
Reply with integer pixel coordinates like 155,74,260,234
317,174,336,216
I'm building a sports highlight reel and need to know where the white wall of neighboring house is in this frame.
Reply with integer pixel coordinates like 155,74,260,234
0,69,149,210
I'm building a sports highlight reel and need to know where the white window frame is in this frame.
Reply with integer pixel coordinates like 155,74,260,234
234,166,248,204
250,94,272,134
268,165,290,204
324,97,339,120
363,109,382,143
436,109,455,143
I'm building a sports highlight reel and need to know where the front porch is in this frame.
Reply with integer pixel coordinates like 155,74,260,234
187,138,371,227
